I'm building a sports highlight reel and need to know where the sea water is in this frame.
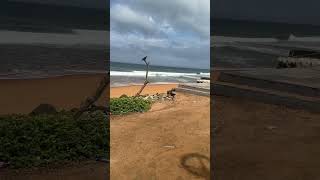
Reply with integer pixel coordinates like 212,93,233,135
110,61,209,87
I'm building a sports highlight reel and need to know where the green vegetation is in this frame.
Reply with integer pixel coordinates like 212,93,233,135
0,111,109,168
110,96,152,115
0,96,151,169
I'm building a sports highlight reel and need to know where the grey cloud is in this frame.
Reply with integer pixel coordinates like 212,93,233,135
110,0,210,69
111,0,210,38
111,4,160,36
111,38,209,69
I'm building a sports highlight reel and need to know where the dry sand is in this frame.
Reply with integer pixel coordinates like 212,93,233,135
110,86,210,179
110,84,178,98
0,74,108,115
213,96,320,180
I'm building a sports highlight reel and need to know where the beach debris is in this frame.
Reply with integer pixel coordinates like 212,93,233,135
142,92,176,102
277,57,320,68
166,88,176,100
30,103,57,115
276,49,320,68
163,145,176,149
135,56,150,97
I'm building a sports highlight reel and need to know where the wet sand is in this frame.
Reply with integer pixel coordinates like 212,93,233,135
110,84,178,98
0,74,108,115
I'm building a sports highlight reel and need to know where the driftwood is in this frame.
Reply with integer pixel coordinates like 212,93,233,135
74,73,109,119
135,56,150,97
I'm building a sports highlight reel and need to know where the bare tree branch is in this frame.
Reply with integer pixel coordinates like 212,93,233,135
74,73,109,119
135,56,150,97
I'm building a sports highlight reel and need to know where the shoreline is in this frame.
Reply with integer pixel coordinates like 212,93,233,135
110,82,179,88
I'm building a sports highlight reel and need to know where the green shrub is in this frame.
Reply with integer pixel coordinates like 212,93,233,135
0,111,109,168
110,96,151,115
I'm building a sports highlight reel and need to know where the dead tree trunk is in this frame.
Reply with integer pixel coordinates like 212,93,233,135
74,73,109,119
135,56,150,97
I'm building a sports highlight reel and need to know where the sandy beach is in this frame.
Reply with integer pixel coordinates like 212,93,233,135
110,85,210,179
0,84,209,179
110,84,178,98
0,74,108,115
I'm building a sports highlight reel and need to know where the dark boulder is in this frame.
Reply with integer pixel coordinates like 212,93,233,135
30,104,57,115
119,94,128,98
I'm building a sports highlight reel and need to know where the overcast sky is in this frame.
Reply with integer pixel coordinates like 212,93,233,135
110,0,210,69
212,0,320,25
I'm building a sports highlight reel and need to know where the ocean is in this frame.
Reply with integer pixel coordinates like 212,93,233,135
2,18,320,81
0,1,108,79
212,19,320,68
0,43,108,79
110,61,210,87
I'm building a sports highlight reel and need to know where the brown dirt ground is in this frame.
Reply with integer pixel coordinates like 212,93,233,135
0,161,108,180
110,92,210,180
213,96,320,180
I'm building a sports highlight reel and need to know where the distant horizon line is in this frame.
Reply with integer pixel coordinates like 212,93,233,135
110,61,210,70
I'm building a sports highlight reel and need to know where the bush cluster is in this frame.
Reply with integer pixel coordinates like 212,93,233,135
110,96,151,115
0,111,109,168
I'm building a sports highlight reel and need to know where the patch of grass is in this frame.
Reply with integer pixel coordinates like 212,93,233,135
0,111,109,168
110,96,152,115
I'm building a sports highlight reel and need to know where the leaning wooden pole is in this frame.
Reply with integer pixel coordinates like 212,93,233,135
74,72,109,119
135,56,150,97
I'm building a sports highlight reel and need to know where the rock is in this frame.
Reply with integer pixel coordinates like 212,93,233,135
30,104,57,115
0,161,9,168
70,108,79,112
120,94,128,98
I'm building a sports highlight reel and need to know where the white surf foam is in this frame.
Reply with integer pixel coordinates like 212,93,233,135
110,71,209,77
